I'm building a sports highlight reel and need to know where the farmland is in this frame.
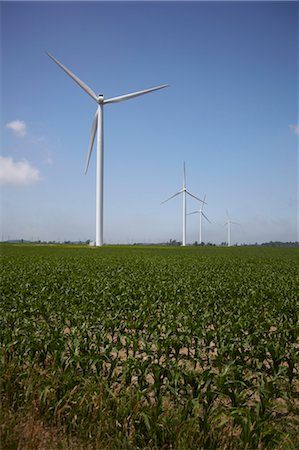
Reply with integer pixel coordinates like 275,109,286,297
1,244,298,449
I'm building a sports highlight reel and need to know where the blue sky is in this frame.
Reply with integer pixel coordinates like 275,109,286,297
1,1,298,244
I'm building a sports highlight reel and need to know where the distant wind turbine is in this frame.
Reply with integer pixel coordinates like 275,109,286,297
161,162,206,246
188,194,211,244
225,210,239,246
47,52,169,246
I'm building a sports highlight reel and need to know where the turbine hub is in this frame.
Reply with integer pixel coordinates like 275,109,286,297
97,94,104,104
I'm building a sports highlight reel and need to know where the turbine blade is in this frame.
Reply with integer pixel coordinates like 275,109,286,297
84,109,98,174
202,212,211,224
161,190,182,205
47,52,98,102
104,84,169,105
183,161,186,189
186,190,207,204
202,194,207,210
187,211,199,215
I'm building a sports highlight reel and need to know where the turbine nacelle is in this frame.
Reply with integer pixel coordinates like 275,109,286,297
97,94,104,104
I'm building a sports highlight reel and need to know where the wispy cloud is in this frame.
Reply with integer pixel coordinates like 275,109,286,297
5,119,54,166
44,155,53,165
43,149,53,165
0,156,41,186
289,124,299,135
6,120,27,138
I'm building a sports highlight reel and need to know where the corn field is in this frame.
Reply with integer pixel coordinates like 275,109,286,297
1,244,298,449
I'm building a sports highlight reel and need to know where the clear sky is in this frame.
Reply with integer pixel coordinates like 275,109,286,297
1,1,298,244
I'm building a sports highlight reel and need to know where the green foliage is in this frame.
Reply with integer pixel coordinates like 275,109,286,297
1,244,298,448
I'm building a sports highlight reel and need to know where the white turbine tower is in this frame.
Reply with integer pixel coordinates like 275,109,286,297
188,195,211,244
47,52,168,247
225,210,239,247
161,162,206,246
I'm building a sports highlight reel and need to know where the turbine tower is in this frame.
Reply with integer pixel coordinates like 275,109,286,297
161,162,206,246
48,52,168,246
188,195,211,244
225,210,239,247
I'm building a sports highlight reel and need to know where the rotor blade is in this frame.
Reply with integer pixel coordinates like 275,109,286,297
202,194,207,210
183,161,186,189
47,52,98,103
231,221,240,225
104,84,169,105
186,190,207,204
202,211,211,224
161,190,182,205
187,211,199,215
84,109,98,174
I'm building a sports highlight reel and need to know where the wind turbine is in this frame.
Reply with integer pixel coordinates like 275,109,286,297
188,195,211,244
161,162,206,246
225,210,239,247
47,52,168,246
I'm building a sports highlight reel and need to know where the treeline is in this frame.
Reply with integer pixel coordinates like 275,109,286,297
1,239,298,248
260,241,298,248
165,240,299,247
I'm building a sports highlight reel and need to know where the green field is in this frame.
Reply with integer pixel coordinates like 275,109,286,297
1,244,298,449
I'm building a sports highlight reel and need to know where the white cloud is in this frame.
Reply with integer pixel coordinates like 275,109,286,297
6,120,27,137
289,124,299,135
0,156,41,186
43,150,53,165
44,156,53,165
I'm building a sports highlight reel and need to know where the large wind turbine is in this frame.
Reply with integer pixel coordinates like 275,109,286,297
161,162,206,246
188,195,211,244
225,210,239,247
47,52,168,246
